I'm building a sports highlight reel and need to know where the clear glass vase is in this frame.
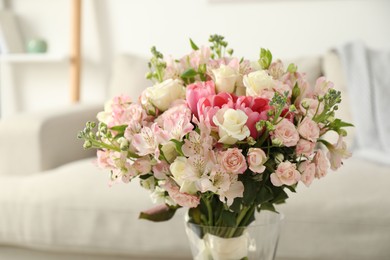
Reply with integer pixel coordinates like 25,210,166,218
185,211,283,260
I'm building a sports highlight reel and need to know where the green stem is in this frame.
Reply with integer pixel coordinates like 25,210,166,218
201,195,213,226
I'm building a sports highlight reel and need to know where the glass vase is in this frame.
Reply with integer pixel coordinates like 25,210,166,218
184,211,283,260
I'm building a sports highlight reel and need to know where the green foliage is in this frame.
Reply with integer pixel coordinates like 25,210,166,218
189,38,199,51
259,48,273,69
139,205,178,222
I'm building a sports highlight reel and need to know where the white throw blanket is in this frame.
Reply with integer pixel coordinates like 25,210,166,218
337,42,390,165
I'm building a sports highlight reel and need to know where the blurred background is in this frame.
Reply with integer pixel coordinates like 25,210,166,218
0,0,389,117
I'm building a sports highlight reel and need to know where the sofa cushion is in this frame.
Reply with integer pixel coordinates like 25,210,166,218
0,158,191,259
278,155,390,260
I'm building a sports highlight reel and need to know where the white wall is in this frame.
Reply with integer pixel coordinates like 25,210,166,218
2,0,390,116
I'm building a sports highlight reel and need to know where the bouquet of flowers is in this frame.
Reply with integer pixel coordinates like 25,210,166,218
79,34,352,251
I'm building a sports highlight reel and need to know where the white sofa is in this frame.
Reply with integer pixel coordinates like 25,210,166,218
0,52,389,260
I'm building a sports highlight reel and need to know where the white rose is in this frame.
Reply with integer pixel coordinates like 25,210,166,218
148,79,185,112
212,64,238,93
243,70,275,97
170,157,197,194
213,108,250,145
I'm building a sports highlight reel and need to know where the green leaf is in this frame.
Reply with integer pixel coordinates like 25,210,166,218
287,63,298,73
170,139,184,156
181,68,198,79
259,48,272,69
332,119,354,128
110,125,127,133
256,185,274,204
271,188,289,204
291,82,300,104
188,207,202,224
189,38,199,51
229,198,243,213
139,204,178,222
259,202,277,213
241,175,259,206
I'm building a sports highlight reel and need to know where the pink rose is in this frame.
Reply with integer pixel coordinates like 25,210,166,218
298,117,320,142
235,96,270,138
270,161,301,187
219,148,247,174
186,80,216,118
197,92,235,126
314,149,329,179
298,160,315,187
296,139,315,157
247,148,267,174
272,118,299,147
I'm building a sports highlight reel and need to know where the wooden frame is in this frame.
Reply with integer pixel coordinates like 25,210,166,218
70,0,81,103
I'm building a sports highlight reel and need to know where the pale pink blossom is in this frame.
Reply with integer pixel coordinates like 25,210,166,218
314,149,329,179
96,150,112,169
159,105,193,140
152,161,170,180
133,157,152,175
268,59,285,80
298,117,320,142
327,136,352,171
186,80,216,118
97,95,133,127
164,180,200,208
272,118,299,147
296,139,315,157
270,161,301,187
132,123,169,159
247,148,267,174
218,177,244,206
314,76,334,97
219,148,247,174
298,160,315,187
182,131,213,157
188,45,211,69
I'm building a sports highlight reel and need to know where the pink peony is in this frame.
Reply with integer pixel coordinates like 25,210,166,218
270,161,301,187
272,118,299,147
298,160,315,187
186,80,216,118
219,148,247,174
314,149,329,179
235,96,270,138
298,117,320,142
247,148,267,174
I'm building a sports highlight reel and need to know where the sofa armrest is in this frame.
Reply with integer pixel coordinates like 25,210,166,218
0,103,101,176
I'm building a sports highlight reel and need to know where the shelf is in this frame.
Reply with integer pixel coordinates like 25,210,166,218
0,53,69,63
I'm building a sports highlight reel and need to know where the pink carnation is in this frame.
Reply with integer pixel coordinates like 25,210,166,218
272,118,299,147
314,149,329,179
298,117,320,142
298,160,315,187
219,148,247,174
270,161,301,187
